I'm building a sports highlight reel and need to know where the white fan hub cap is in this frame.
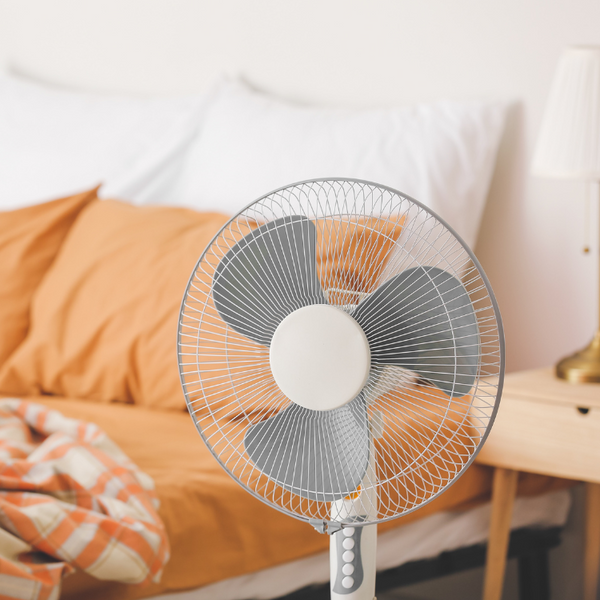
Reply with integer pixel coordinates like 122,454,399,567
269,304,371,411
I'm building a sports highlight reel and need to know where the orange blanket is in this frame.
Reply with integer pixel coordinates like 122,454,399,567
0,400,169,600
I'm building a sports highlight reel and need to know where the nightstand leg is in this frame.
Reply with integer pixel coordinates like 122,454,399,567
584,482,600,600
483,467,519,600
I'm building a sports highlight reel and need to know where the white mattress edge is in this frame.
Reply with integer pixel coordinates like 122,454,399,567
154,489,571,600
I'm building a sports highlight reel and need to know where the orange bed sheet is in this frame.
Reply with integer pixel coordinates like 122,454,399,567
21,396,572,600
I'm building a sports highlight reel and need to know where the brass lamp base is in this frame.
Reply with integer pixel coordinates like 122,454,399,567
556,332,600,383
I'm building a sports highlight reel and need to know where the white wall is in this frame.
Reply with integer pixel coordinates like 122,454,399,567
1,0,598,375
0,1,598,598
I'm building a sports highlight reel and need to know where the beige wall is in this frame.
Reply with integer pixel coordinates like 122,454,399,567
0,1,598,597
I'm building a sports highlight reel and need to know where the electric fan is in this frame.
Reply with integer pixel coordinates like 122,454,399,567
178,178,503,600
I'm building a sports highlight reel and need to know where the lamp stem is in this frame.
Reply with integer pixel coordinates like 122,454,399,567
555,180,600,383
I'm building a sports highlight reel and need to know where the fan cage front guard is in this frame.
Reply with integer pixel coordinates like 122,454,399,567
177,178,504,528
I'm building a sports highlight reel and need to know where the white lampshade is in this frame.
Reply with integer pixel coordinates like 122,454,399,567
532,46,600,180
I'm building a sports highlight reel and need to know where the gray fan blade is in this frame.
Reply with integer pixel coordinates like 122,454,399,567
244,395,370,501
213,216,327,346
353,267,479,397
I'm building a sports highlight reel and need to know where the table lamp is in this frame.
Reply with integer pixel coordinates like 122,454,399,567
533,45,600,383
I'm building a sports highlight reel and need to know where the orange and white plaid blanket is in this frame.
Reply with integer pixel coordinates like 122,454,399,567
0,399,170,600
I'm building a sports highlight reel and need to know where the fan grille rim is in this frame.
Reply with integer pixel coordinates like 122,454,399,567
176,177,505,527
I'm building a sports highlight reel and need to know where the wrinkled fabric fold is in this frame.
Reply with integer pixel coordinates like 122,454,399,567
0,399,170,600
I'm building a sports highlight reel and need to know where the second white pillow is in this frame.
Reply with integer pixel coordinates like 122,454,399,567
156,80,505,248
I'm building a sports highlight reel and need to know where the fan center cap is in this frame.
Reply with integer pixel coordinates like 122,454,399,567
270,304,371,411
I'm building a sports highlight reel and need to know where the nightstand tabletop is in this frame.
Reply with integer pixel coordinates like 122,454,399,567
501,367,600,409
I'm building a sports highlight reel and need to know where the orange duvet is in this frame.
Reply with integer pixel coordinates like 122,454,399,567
20,396,573,600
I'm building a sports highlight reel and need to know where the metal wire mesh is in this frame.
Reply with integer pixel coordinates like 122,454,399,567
177,178,504,527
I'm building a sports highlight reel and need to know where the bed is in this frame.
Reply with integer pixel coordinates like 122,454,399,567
23,398,568,600
0,64,574,600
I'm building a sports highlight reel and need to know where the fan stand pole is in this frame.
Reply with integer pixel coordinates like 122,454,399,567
330,441,378,600
330,523,377,600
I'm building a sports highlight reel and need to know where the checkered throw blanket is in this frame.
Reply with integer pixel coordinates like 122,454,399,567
0,399,170,600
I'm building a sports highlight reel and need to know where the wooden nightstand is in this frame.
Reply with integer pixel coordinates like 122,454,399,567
476,368,600,600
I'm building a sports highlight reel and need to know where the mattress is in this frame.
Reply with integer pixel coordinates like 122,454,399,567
28,396,571,600
154,489,571,600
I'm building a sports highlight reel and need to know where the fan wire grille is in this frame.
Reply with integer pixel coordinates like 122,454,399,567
177,179,503,526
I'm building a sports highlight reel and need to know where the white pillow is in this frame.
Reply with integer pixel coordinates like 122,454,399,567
151,79,505,248
0,73,207,209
